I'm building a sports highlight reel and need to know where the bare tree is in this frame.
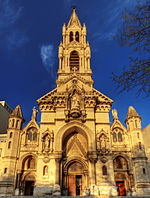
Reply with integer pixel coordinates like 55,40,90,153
112,0,150,96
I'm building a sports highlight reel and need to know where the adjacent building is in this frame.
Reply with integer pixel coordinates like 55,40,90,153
0,101,12,134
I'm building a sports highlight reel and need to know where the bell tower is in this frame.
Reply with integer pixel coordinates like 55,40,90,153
36,8,115,197
57,8,93,91
125,106,150,195
2,105,24,195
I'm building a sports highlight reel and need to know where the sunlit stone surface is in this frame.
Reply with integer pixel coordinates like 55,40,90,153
0,8,150,197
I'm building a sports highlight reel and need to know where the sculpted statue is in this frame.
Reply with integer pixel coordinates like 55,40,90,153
100,139,106,153
45,166,48,175
112,109,118,120
43,131,54,153
71,94,80,110
45,135,50,151
32,107,38,121
86,42,91,58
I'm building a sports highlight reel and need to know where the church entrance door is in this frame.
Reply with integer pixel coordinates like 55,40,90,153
68,175,82,196
116,181,126,196
24,181,34,195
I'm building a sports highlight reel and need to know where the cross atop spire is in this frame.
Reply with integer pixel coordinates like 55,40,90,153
67,7,81,28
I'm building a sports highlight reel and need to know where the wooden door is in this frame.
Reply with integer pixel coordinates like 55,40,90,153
116,181,126,196
25,181,34,195
68,175,76,196
76,175,82,195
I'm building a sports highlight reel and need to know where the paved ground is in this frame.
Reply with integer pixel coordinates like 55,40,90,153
1,196,150,198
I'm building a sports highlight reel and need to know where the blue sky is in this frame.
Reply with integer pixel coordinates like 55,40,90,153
0,0,149,129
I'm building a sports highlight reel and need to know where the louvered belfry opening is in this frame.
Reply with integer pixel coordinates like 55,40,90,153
70,50,79,72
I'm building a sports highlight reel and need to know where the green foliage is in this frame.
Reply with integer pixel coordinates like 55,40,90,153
113,0,150,96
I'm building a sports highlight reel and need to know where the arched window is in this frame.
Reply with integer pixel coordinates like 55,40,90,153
12,119,15,127
28,131,32,141
4,168,7,174
33,132,37,141
115,156,123,169
102,165,107,175
135,120,137,128
118,132,122,142
70,50,79,72
113,132,117,142
114,156,128,170
16,120,19,128
10,132,13,138
137,132,139,139
28,158,35,169
75,31,79,42
70,31,73,42
27,128,38,143
8,141,11,149
43,165,48,176
143,168,146,174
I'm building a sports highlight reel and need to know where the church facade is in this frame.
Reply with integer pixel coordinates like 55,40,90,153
0,9,150,197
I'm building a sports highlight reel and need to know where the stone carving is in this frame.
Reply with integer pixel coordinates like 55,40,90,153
32,107,38,121
45,136,50,151
65,89,86,121
71,94,80,110
42,129,54,153
100,137,106,153
97,130,109,154
44,166,48,175
43,156,50,163
100,156,108,163
86,42,91,59
112,109,118,120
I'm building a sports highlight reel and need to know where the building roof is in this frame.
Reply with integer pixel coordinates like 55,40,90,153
125,106,141,122
0,101,13,114
10,105,24,119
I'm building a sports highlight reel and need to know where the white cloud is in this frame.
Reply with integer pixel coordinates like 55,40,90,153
40,44,56,74
0,0,22,30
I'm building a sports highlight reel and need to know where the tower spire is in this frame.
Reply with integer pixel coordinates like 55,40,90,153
57,8,92,91
67,7,81,28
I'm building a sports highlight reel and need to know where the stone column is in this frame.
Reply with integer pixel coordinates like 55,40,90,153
15,172,21,195
89,159,96,185
88,58,90,70
55,159,60,184
59,58,62,70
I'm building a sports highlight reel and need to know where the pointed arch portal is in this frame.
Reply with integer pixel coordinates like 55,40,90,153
60,125,89,196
